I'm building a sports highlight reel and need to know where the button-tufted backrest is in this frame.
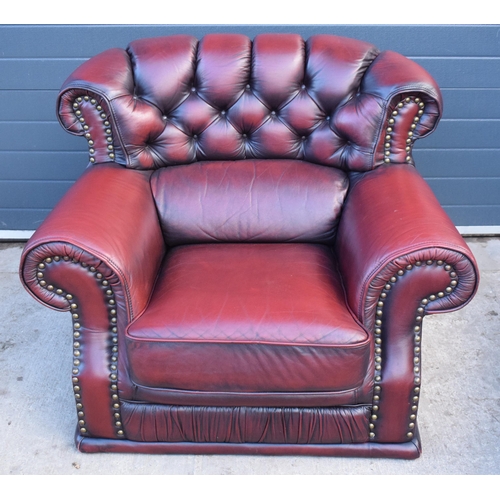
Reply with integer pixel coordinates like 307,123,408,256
58,33,442,172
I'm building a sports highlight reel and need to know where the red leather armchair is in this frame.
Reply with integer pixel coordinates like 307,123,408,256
19,33,479,458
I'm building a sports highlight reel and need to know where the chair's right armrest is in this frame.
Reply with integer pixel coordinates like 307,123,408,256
19,164,165,439
20,164,165,323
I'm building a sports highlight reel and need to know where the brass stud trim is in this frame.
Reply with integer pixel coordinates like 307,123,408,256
34,255,124,439
383,96,425,165
404,260,458,439
72,97,115,166
369,258,458,442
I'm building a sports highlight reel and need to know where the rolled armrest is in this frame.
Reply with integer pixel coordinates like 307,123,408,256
20,164,165,322
335,164,479,330
332,50,442,171
19,164,165,439
361,50,442,116
361,50,442,169
56,48,134,166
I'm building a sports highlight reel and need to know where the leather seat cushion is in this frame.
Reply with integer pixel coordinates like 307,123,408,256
126,243,371,394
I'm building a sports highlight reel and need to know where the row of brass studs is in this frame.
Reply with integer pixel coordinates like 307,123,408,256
369,260,458,441
384,97,425,165
73,96,115,164
405,261,458,439
36,256,124,438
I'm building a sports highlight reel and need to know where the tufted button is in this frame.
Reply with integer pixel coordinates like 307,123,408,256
246,84,251,90
221,110,226,116
301,84,306,90
193,134,198,140
301,136,306,140
271,111,276,116
162,115,167,121
242,133,247,138
191,87,196,92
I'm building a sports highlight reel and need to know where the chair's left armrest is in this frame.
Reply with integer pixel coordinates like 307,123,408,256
335,164,479,443
335,163,479,331
20,164,165,323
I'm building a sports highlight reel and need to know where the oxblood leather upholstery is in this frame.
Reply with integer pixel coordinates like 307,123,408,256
19,33,479,459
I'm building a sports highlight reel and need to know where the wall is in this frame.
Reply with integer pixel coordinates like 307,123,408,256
1,25,499,230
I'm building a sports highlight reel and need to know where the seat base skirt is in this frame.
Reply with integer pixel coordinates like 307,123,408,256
75,428,421,459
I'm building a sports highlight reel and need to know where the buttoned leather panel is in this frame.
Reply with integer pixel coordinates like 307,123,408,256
120,402,370,444
58,33,439,172
126,243,371,395
151,159,348,245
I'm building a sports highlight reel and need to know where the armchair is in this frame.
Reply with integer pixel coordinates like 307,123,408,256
19,33,479,458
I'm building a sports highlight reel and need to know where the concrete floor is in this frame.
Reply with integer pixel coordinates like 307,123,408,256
0,238,499,474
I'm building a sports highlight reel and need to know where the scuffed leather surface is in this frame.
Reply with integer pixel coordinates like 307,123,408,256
120,402,370,444
335,164,479,327
20,164,165,321
127,243,371,394
57,33,441,172
151,159,348,245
